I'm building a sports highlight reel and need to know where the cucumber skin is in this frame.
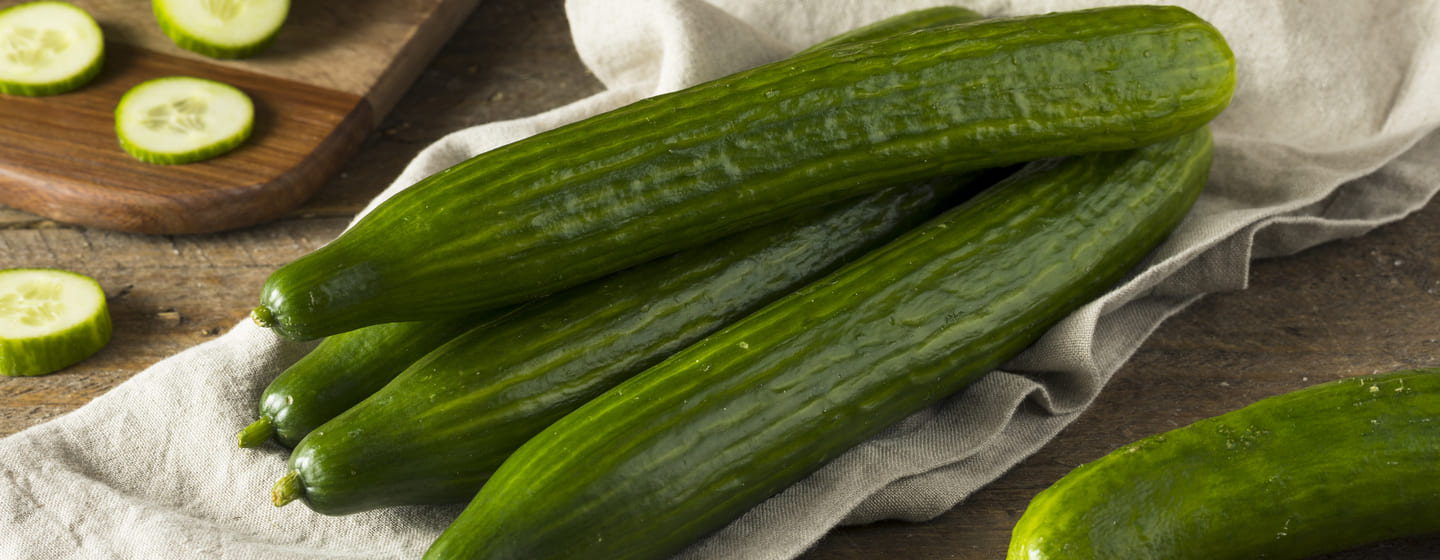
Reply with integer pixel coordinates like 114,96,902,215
1008,368,1440,560
422,127,1215,560
263,7,988,507
255,5,1235,341
249,313,500,448
242,6,986,454
284,172,983,515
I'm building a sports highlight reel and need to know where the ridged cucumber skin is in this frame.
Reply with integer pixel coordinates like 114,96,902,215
422,127,1215,560
262,6,986,499
1008,368,1440,560
241,6,983,451
281,172,983,515
254,5,1235,341
243,312,501,449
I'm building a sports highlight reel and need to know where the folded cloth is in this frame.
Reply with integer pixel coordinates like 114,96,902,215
4,1,1439,558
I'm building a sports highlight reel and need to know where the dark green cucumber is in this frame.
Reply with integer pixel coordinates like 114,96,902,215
253,5,1235,341
240,5,985,454
1008,368,1440,560
422,127,1215,560
236,311,505,449
272,171,986,515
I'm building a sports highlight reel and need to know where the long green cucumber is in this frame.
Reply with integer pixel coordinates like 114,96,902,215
422,127,1215,560
252,5,1235,341
1008,368,1440,559
235,5,984,453
235,312,504,449
271,170,986,515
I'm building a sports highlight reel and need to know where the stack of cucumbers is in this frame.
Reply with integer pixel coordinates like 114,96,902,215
228,4,1398,558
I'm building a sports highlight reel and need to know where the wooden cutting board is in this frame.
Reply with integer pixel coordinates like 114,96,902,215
0,0,481,234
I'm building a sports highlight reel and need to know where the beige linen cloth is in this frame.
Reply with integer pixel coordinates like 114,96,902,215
4,1,1440,558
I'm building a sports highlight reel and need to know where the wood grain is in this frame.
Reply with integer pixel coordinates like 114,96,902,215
0,43,369,233
44,0,482,115
0,0,480,234
1,0,1438,558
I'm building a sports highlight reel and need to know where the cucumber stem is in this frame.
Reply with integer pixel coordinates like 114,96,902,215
251,305,276,328
236,416,275,448
272,470,303,507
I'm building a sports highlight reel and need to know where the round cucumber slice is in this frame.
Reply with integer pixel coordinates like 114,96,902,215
0,268,112,377
153,0,288,59
115,75,254,165
0,1,105,96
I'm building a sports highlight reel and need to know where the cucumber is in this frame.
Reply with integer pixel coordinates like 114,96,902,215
238,5,984,455
1008,368,1440,560
115,76,254,165
422,127,1215,560
253,5,1236,341
236,312,507,449
0,1,104,96
272,172,986,515
152,0,289,59
0,268,112,377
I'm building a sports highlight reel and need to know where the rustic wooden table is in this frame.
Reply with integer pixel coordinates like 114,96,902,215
2,1,1437,558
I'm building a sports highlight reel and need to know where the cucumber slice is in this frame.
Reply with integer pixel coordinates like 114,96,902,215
153,0,288,59
115,76,254,165
0,269,112,377
0,1,105,96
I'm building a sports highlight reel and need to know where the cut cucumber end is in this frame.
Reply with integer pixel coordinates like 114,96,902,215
250,305,276,328
0,1,106,96
271,470,303,507
153,0,288,59
115,75,254,165
0,268,112,377
237,416,275,448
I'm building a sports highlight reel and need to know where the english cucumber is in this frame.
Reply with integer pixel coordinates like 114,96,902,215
1008,368,1440,560
236,312,506,449
253,5,1235,341
422,126,1215,560
238,4,985,454
273,171,984,515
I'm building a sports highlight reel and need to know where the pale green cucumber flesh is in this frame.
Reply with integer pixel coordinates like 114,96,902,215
1008,368,1440,560
422,127,1214,560
254,5,1236,341
0,1,104,96
153,0,288,59
115,76,253,165
0,268,112,377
